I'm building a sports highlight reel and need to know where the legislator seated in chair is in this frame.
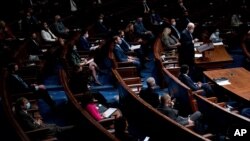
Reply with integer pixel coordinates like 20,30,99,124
7,63,56,110
80,92,122,121
161,27,181,50
158,93,202,126
178,65,214,97
15,97,74,137
139,77,160,108
67,44,101,85
113,36,141,68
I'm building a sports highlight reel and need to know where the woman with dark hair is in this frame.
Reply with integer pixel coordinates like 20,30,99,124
81,92,122,121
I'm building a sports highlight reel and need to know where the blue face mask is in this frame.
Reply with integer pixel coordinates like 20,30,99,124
26,102,31,109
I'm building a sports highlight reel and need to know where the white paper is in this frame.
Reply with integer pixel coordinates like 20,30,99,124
194,42,204,47
102,108,117,118
90,45,99,50
196,43,214,53
195,53,203,58
213,42,223,46
130,45,141,50
216,80,231,86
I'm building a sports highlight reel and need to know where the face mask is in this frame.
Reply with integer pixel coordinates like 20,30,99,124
117,39,122,45
152,14,155,16
85,33,89,38
73,46,77,50
99,19,103,23
172,22,176,26
215,32,220,36
189,29,194,33
26,102,31,110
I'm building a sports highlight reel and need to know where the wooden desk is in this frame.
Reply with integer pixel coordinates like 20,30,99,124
204,67,250,102
195,45,233,70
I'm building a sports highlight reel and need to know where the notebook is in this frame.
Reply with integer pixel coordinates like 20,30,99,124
102,108,117,118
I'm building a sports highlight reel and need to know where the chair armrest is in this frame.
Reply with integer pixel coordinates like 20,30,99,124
117,62,134,67
185,124,195,130
206,97,218,103
25,127,52,135
99,117,115,124
193,89,204,95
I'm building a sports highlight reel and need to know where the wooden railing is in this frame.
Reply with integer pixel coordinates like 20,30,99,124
112,68,211,141
59,68,120,141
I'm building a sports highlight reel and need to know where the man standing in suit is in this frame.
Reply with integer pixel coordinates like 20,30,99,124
178,65,214,97
169,18,181,40
179,22,197,67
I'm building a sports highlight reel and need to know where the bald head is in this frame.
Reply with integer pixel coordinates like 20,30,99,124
187,22,195,33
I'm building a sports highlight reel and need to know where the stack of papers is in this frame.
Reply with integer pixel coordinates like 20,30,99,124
195,53,203,58
213,42,223,46
213,77,231,86
196,43,214,53
194,42,204,47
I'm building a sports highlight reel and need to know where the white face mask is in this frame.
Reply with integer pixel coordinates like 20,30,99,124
26,102,31,110
99,19,103,23
85,33,89,38
189,29,194,33
215,32,220,36
172,22,176,26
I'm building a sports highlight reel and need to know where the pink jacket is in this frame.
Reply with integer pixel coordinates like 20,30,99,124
85,103,103,121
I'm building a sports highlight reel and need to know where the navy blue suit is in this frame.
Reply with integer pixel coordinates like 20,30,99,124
113,44,128,62
178,74,199,91
120,38,131,53
79,36,90,51
179,73,214,96
179,29,194,66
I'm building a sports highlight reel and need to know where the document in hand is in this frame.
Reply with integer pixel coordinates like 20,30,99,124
102,108,117,118
130,45,141,51
196,43,214,53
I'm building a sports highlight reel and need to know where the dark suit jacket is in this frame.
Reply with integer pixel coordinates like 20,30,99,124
178,73,199,91
139,87,160,108
179,29,194,66
120,38,131,53
15,109,41,131
68,50,81,66
157,104,188,125
113,44,128,62
170,25,181,39
7,74,31,93
28,38,42,55
79,36,90,51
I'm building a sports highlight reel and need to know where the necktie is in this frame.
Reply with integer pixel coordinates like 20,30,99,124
47,30,56,39
122,38,131,50
172,26,180,39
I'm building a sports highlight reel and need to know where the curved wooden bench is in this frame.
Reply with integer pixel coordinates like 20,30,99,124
59,68,120,141
112,68,211,141
193,92,250,138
